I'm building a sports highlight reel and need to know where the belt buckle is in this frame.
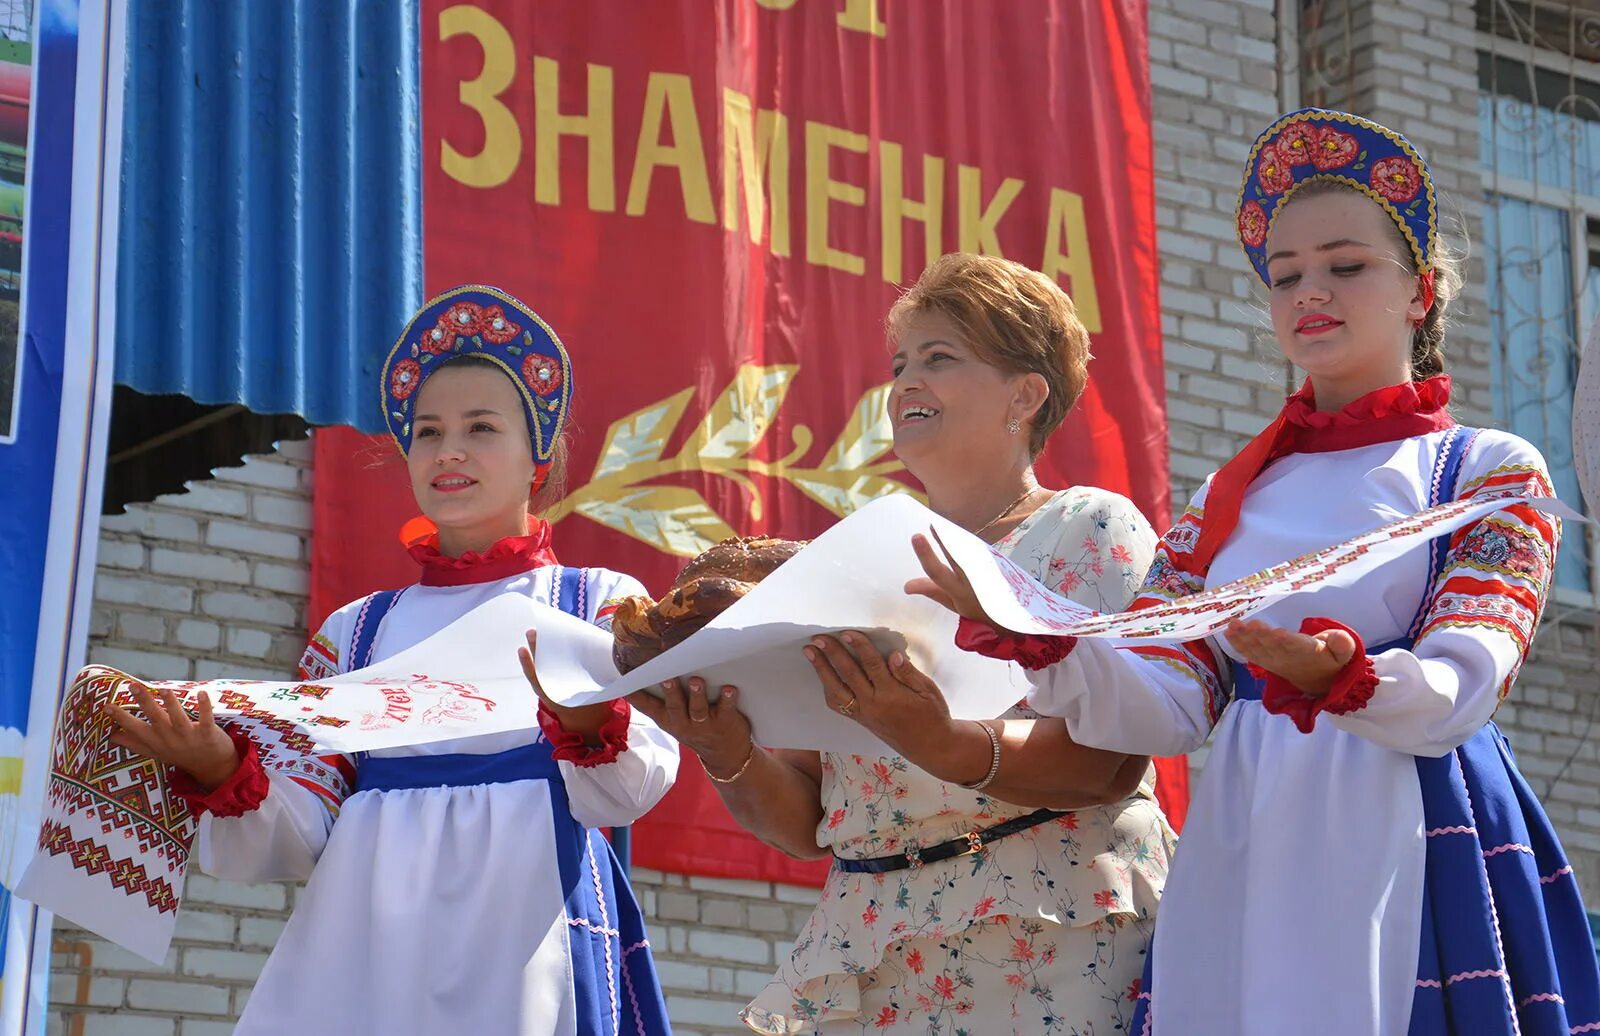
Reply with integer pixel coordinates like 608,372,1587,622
958,830,986,857
903,844,923,870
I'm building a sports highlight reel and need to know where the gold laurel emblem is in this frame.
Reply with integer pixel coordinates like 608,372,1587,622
545,365,918,556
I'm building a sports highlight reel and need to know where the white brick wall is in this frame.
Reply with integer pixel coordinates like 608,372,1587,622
45,1,1600,1031
50,442,316,1035
633,871,821,1036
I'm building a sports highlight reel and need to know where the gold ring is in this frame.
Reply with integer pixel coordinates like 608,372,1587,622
838,697,859,716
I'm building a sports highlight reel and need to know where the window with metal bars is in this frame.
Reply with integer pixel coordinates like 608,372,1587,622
1479,0,1600,598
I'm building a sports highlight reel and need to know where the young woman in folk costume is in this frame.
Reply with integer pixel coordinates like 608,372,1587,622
913,111,1600,1035
637,254,1174,1035
105,286,677,1036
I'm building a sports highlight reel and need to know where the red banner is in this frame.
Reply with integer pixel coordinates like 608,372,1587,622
312,0,1179,885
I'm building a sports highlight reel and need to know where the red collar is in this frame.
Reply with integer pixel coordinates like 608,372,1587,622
1277,374,1454,454
406,523,560,586
1190,375,1454,572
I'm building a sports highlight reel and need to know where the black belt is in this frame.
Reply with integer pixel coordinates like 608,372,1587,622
832,808,1067,874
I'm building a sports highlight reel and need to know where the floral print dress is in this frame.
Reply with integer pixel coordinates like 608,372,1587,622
744,487,1176,1035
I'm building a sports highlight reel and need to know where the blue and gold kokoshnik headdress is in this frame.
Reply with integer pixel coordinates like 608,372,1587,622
1236,108,1437,286
380,285,573,465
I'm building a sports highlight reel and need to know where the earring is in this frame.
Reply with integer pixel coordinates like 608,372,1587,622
1007,418,1020,435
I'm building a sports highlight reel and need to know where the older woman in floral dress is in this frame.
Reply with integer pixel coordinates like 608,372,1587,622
633,253,1174,1035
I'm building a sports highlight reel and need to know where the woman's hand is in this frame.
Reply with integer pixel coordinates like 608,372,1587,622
627,678,755,780
105,684,240,790
905,529,996,626
804,631,996,784
1225,618,1357,697
520,629,621,743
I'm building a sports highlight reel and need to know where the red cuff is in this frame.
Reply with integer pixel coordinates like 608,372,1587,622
1254,618,1379,734
954,617,1077,672
539,699,631,767
167,726,269,818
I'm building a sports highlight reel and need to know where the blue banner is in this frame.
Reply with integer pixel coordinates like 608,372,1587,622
0,1,123,1031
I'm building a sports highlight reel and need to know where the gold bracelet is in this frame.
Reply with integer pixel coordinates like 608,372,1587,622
701,740,758,784
957,720,1002,791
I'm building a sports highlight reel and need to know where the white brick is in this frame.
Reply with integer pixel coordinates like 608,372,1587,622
85,976,127,1007
700,898,745,928
1162,287,1218,319
746,903,792,933
237,916,287,948
178,1023,237,1036
1172,42,1241,81
162,482,249,518
226,627,274,659
735,967,774,998
687,928,771,966
97,540,146,570
686,875,772,898
666,994,751,1030
205,521,302,561
171,908,234,943
183,874,288,912
1167,399,1221,430
200,591,296,627
126,980,229,1015
181,947,269,982
212,456,302,491
1172,452,1222,482
656,890,699,922
100,509,201,543
774,882,825,908
251,493,312,530
92,648,190,681
253,561,309,595
1148,10,1204,41
1156,231,1217,263
1175,0,1243,28
1163,341,1217,371
1150,64,1208,98
94,575,194,613
115,612,167,646
1223,408,1272,436
79,1015,176,1036
1185,376,1252,408
1180,318,1251,352
150,548,250,585
654,958,712,992
274,436,314,463
173,619,222,652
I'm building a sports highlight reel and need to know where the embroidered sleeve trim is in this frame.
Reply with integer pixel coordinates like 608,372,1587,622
166,726,270,818
1254,617,1378,734
540,699,631,767
953,617,1077,671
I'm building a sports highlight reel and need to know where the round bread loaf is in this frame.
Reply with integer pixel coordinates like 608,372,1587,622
611,537,805,674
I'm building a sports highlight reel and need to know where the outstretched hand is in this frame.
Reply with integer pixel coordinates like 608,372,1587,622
520,628,622,741
1225,618,1357,698
105,684,240,790
904,528,996,626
